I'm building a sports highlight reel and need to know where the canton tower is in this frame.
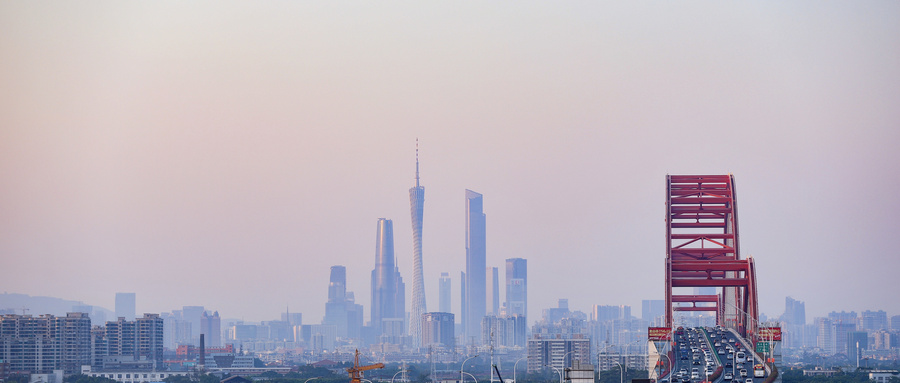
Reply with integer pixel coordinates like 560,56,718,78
408,140,427,348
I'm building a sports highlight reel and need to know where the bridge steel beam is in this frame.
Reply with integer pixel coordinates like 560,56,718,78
665,174,759,338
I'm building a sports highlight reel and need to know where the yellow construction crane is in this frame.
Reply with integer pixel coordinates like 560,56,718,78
347,349,384,383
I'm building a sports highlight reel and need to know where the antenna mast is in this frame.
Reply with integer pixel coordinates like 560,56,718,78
415,138,420,187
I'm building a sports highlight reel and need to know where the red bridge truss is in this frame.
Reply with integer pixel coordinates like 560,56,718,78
665,174,759,339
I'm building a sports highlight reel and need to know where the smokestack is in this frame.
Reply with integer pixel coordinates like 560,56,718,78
199,334,206,371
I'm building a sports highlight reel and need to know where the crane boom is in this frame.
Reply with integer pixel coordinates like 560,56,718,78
347,349,385,383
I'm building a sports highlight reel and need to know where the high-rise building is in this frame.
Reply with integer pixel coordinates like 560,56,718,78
115,293,136,321
53,313,92,374
487,267,499,316
641,300,665,324
421,312,455,350
106,314,164,368
860,310,888,331
0,313,93,374
409,143,427,348
847,331,868,362
527,338,591,373
783,297,806,325
371,218,406,338
460,271,466,334
181,306,205,345
439,272,452,314
505,258,527,318
465,189,486,344
200,311,220,347
325,265,364,340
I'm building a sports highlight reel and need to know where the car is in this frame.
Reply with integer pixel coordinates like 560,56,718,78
724,372,733,380
679,369,687,375
718,348,725,354
740,369,748,377
745,379,753,383
727,353,734,360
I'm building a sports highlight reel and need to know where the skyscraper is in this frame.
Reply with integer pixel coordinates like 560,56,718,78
200,311,221,347
115,292,135,321
465,189,486,344
487,266,499,316
408,142,427,348
439,272,451,314
371,218,406,337
326,265,364,339
505,258,527,318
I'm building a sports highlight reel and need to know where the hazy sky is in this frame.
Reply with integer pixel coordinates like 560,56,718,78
2,2,899,324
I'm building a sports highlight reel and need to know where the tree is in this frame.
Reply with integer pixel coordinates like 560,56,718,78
163,375,194,383
64,375,118,383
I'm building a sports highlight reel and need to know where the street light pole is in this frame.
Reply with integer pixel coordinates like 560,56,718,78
551,367,562,383
392,369,407,383
304,378,321,383
513,357,527,383
613,361,623,383
462,372,478,383
461,355,479,383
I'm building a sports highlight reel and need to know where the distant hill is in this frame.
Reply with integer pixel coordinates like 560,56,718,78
0,292,114,323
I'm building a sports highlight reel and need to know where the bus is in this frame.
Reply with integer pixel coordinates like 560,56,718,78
753,364,766,378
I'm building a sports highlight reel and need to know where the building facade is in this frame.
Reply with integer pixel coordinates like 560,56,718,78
439,272,451,314
371,218,406,339
421,312,455,350
465,190,486,344
505,258,527,319
115,294,136,322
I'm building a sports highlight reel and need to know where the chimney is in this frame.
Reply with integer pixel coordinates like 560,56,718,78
199,333,206,371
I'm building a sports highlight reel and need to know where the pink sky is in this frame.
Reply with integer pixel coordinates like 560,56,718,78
1,2,899,323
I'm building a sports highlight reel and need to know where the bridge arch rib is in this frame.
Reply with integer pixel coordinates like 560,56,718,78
665,174,758,338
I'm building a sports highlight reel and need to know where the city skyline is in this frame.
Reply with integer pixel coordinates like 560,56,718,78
2,2,899,323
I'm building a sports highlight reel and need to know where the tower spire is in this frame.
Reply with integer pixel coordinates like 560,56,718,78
415,138,420,187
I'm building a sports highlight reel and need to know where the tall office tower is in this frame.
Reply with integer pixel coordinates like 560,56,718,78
408,142,427,348
465,189,486,344
115,293,136,321
439,272,452,313
487,267,500,316
505,258,527,318
181,306,205,345
326,265,364,339
641,300,665,323
460,271,467,335
421,312,455,349
371,218,406,337
200,311,221,347
783,296,806,325
329,265,347,302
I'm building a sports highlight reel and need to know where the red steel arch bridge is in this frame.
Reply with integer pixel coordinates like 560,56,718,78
664,174,759,340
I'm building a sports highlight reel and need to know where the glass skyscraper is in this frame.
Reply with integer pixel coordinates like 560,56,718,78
371,218,405,337
465,189,486,344
505,258,527,318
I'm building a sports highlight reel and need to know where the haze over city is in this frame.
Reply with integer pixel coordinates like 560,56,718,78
2,1,899,325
